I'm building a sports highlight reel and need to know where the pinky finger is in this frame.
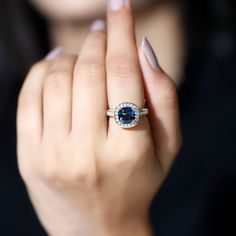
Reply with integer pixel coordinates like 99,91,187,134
17,60,49,146
138,37,182,172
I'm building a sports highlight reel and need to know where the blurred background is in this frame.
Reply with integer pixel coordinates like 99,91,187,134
0,0,236,235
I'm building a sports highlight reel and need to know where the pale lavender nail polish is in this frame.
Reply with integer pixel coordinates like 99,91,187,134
109,0,126,11
45,47,64,60
91,19,106,32
141,37,159,70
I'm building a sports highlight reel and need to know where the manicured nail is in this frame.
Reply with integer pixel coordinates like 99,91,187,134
141,37,159,70
91,19,106,32
45,47,64,60
108,0,126,11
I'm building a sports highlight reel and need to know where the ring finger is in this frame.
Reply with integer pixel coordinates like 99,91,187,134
106,0,148,135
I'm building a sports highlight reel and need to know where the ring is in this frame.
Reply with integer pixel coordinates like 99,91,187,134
106,102,149,129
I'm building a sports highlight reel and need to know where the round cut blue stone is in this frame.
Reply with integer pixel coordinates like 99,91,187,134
118,107,136,125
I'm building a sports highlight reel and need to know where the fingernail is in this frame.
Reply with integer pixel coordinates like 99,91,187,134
108,0,126,11
45,47,64,60
141,37,159,70
91,19,106,32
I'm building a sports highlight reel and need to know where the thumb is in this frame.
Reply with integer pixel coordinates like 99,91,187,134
138,37,182,172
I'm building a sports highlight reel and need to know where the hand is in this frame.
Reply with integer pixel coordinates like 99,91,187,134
17,1,182,236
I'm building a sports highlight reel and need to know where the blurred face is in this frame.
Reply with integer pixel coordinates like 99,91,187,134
30,0,155,21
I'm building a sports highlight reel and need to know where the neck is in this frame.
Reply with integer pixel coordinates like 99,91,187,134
49,3,185,85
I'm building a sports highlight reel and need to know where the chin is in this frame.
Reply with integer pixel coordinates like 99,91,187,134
31,0,107,21
31,0,154,21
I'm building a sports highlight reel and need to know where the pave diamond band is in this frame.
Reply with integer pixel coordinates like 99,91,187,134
106,102,149,129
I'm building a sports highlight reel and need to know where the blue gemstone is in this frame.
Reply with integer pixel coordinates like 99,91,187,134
118,107,136,125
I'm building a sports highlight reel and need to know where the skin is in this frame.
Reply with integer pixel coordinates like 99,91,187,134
17,0,182,235
30,0,185,84
31,0,155,20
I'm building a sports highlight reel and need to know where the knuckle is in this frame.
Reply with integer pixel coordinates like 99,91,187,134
40,158,101,189
76,59,105,86
68,161,101,188
69,169,88,184
40,162,61,184
107,56,136,79
44,71,71,90
69,169,96,187
116,154,141,170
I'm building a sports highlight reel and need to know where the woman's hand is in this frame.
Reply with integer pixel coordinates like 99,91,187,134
17,1,181,236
